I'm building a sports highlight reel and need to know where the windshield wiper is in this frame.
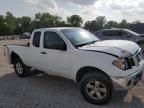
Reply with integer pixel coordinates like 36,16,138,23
75,40,97,48
88,40,97,44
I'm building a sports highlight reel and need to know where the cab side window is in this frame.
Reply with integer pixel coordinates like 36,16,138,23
33,32,41,47
44,31,67,50
102,30,123,36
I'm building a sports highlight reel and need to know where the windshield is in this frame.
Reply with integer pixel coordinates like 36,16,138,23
61,29,99,47
124,29,140,36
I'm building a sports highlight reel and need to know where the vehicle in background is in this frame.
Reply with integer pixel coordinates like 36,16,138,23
95,28,144,52
20,32,30,39
0,35,20,40
5,27,144,105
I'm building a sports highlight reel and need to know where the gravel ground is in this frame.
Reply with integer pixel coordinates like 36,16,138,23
0,40,144,108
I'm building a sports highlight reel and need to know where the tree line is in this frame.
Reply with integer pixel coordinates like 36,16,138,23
0,12,141,36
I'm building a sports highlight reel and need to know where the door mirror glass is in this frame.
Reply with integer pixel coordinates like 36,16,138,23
55,43,67,51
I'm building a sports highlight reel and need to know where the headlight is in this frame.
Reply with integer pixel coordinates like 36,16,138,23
112,59,128,70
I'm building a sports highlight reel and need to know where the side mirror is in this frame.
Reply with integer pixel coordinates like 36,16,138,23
53,43,67,51
60,43,67,51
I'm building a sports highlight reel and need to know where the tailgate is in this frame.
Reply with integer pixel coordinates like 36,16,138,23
3,45,11,65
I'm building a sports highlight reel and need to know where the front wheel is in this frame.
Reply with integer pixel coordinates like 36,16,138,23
80,73,113,105
14,58,29,77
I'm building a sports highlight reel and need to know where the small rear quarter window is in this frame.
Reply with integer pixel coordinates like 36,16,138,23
33,32,41,47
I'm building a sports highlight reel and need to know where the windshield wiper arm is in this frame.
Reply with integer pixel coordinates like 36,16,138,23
75,42,89,48
75,40,97,48
88,40,97,44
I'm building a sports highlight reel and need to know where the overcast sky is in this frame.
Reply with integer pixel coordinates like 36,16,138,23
0,0,144,22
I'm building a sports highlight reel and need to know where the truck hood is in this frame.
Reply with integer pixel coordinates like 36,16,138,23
79,40,139,58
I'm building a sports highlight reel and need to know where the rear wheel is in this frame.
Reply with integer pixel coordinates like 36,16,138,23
80,72,113,105
14,58,29,77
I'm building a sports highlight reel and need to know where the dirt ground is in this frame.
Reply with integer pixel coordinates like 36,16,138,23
0,40,144,108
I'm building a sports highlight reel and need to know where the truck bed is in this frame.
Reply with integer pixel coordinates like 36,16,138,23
5,44,29,47
0,39,29,46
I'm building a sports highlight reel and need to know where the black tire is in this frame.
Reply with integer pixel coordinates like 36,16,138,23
14,58,29,77
80,72,113,105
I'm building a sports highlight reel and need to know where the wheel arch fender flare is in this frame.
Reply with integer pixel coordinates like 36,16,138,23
75,66,111,84
10,51,22,64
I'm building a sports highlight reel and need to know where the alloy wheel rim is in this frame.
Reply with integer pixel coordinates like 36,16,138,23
16,62,23,74
86,80,107,100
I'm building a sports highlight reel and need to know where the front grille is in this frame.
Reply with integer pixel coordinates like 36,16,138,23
125,58,132,69
125,50,142,69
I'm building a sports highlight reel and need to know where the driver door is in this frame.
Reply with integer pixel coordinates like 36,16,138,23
39,31,70,77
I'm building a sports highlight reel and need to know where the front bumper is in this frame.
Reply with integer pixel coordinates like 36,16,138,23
111,60,144,91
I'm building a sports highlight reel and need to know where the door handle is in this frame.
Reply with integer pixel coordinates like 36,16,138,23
41,51,47,55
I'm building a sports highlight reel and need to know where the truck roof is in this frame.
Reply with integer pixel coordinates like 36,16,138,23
98,28,130,31
34,27,81,31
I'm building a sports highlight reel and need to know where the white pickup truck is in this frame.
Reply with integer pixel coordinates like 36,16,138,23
5,27,144,105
